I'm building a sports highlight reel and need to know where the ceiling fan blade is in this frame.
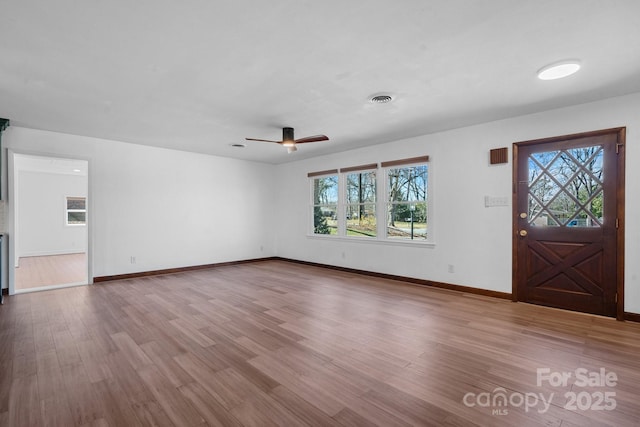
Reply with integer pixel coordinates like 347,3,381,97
245,137,282,143
294,135,329,144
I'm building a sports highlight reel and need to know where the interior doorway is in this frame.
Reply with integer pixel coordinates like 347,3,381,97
512,128,625,319
13,154,89,292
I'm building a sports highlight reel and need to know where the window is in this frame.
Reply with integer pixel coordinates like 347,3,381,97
66,196,86,226
345,169,376,237
527,146,603,227
383,157,428,240
308,156,430,242
310,171,338,235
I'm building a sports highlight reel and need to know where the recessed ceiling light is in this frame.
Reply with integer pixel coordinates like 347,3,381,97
230,143,246,148
72,169,82,172
537,60,581,80
369,93,394,104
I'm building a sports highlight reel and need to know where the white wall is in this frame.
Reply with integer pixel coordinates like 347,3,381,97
17,170,87,257
3,93,638,314
3,128,277,279
274,92,640,314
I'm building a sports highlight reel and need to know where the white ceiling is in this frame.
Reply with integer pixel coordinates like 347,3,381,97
1,0,639,164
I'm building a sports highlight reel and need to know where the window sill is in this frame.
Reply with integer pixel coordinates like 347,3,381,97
306,234,435,248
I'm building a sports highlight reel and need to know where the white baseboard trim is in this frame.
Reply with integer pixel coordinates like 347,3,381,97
18,249,86,258
15,281,88,294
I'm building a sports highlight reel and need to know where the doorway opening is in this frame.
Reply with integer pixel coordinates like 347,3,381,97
13,154,89,292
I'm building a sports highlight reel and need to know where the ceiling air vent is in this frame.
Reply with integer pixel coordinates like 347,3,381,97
370,94,393,104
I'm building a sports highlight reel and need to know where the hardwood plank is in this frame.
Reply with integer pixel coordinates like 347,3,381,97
103,351,155,406
332,407,379,427
137,364,206,426
191,366,263,411
0,359,12,413
35,349,66,400
16,253,87,290
60,361,106,426
40,394,77,427
8,375,43,427
90,379,144,427
168,318,216,348
178,382,244,427
268,385,342,427
12,353,37,379
76,339,113,384
130,400,176,427
33,322,56,353
110,332,153,370
79,418,110,427
139,340,193,388
249,352,346,416
228,387,309,427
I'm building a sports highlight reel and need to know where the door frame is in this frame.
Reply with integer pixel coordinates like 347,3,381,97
512,127,625,320
7,149,93,295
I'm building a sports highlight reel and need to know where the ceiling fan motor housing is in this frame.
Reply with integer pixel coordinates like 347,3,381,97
283,127,295,143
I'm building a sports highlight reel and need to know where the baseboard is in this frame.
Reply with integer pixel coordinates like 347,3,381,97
64,256,640,322
93,256,511,300
276,257,513,300
93,257,279,283
19,250,86,258
624,312,640,323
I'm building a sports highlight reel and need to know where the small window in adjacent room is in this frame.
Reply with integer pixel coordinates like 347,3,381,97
310,170,338,235
384,158,428,240
66,196,87,226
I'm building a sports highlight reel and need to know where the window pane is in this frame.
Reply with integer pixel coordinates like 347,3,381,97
528,146,603,228
387,164,428,240
346,204,376,237
67,198,86,210
387,203,427,240
346,171,376,204
388,165,427,202
313,206,337,235
67,212,86,224
313,176,338,204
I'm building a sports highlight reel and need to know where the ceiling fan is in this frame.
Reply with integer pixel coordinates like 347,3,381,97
246,127,329,153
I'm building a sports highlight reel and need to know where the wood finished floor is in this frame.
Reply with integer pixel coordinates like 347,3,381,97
1,259,639,426
16,253,87,290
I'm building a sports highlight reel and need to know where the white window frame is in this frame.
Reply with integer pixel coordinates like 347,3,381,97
65,196,87,226
309,171,339,236
382,161,430,242
308,156,433,245
343,165,378,239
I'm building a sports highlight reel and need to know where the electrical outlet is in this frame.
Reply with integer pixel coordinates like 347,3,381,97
448,264,454,273
130,256,136,264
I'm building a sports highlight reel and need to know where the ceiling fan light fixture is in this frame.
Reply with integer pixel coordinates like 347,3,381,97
537,60,581,80
282,140,295,147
